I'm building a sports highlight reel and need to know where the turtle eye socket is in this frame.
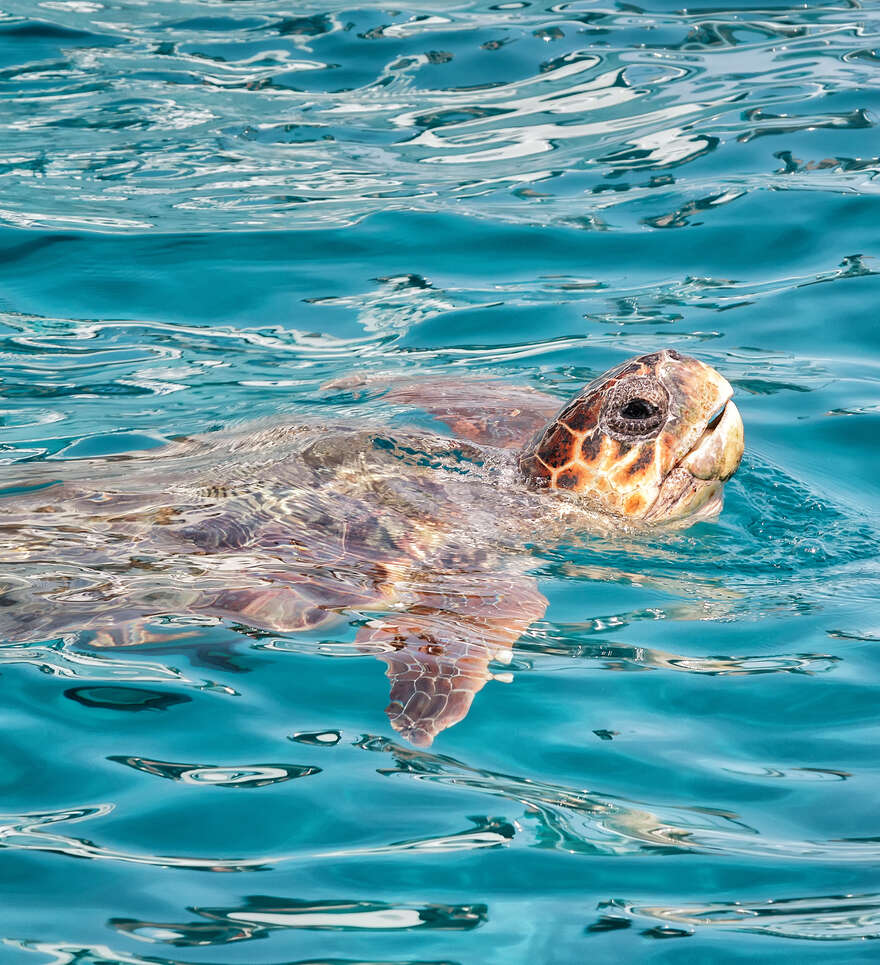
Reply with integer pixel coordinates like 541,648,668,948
602,377,669,439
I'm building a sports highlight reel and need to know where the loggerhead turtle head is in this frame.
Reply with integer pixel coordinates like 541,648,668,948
518,349,744,522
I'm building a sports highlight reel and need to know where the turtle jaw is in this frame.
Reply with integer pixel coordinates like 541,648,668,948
645,399,744,522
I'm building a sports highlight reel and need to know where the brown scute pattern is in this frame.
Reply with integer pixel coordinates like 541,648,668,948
519,350,683,504
656,431,679,474
580,433,602,463
366,616,489,746
518,349,727,519
357,572,547,746
559,392,601,433
536,421,576,469
624,492,646,515
634,352,661,367
625,445,654,477
555,466,586,490
519,454,551,487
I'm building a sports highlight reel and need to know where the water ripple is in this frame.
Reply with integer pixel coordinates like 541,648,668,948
0,0,877,231
0,804,274,871
356,736,880,862
112,897,486,944
595,892,880,941
107,755,321,787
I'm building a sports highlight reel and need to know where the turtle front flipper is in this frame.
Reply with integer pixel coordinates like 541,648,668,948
357,570,547,746
325,374,561,450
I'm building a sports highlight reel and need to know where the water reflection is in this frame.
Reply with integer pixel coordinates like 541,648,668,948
4,738,875,872
356,736,880,862
5,937,455,965
108,756,321,787
596,892,880,942
324,815,514,857
516,628,839,676
290,729,342,745
65,685,191,712
3,941,180,965
112,897,487,945
0,252,865,433
0,804,273,872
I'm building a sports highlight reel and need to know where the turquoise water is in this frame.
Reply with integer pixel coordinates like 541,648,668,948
2,0,880,961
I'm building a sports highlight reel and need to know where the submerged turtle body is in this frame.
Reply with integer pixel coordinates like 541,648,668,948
1,350,744,746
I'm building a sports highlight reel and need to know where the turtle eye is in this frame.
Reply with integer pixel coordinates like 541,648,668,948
620,398,656,421
602,377,669,439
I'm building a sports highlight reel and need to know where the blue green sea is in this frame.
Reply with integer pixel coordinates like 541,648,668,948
2,0,880,961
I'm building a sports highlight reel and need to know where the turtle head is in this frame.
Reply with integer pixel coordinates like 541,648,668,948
518,350,744,522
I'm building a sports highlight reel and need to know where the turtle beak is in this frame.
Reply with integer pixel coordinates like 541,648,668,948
679,399,744,482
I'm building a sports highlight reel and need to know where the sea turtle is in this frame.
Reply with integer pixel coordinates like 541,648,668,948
1,349,743,746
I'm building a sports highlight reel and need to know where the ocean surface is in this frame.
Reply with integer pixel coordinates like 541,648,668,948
1,0,880,962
